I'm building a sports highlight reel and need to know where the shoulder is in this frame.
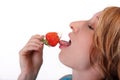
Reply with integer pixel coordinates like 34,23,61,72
59,74,72,80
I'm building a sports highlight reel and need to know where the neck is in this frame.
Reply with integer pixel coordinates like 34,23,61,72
72,67,102,80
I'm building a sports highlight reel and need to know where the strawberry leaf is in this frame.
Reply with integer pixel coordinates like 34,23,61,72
41,38,49,46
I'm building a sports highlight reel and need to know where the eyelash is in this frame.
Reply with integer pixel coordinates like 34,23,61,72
88,25,94,30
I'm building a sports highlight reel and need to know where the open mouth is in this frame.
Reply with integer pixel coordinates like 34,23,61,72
59,40,71,48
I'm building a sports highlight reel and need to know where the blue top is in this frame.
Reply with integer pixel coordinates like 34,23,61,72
59,74,72,80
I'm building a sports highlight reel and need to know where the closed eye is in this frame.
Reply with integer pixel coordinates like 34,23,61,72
88,25,94,30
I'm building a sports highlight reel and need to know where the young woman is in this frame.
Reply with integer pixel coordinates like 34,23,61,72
18,6,120,80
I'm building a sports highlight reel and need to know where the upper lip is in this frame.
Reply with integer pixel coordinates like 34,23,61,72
69,40,71,44
59,40,71,46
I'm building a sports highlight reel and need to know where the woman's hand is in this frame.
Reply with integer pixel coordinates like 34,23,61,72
18,34,44,80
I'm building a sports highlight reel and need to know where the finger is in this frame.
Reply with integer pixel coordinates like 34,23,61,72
28,38,44,45
19,34,44,56
30,34,44,41
20,42,43,55
26,42,43,51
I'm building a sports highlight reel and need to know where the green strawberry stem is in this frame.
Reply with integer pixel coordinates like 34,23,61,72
41,38,50,46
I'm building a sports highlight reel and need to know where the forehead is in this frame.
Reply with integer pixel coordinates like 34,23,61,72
92,11,102,19
89,11,102,27
90,11,102,21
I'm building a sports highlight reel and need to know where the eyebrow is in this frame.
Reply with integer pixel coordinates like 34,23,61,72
96,16,99,20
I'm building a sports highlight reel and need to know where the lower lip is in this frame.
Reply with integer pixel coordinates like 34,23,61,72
59,45,65,49
59,44,70,49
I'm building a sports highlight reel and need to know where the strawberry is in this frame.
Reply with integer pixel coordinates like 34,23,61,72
42,32,60,47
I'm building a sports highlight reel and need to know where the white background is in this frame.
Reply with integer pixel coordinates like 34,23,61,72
0,0,119,80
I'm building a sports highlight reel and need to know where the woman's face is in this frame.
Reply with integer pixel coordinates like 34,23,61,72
59,12,101,71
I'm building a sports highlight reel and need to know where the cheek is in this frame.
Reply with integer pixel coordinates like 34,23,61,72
77,32,94,53
59,33,94,70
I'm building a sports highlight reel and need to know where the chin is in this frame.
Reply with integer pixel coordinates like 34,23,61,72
58,51,73,68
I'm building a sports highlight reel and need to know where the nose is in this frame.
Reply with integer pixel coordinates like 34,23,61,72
69,21,80,32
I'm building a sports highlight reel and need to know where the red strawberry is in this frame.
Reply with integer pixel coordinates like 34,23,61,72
42,32,60,47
